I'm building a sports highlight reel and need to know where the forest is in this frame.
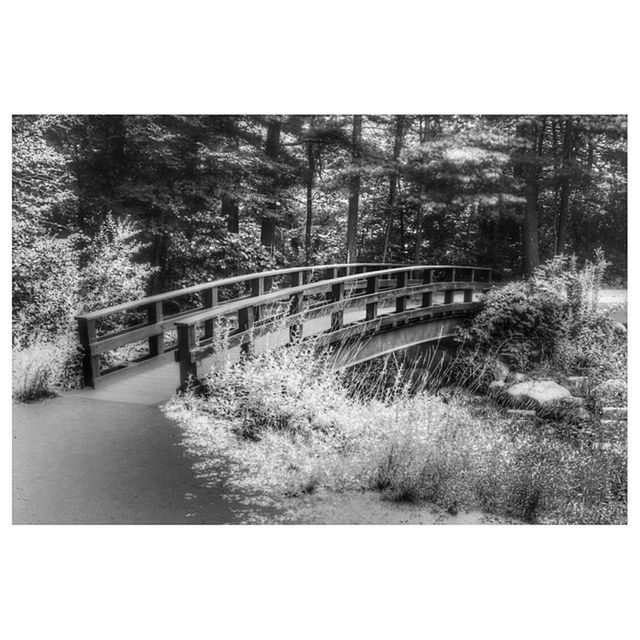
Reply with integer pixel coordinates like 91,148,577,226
13,115,627,337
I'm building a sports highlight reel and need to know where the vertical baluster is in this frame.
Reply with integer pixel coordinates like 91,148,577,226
238,306,255,356
422,269,433,308
365,274,379,321
443,267,454,304
177,323,198,390
202,287,218,341
147,301,164,356
325,267,338,303
330,281,345,332
289,270,304,342
395,270,408,313
78,317,100,388
251,277,264,323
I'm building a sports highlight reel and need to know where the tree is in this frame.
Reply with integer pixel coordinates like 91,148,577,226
346,115,362,263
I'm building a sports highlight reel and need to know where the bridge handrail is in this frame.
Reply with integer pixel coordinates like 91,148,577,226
174,264,491,327
76,262,491,389
74,262,402,322
173,263,491,389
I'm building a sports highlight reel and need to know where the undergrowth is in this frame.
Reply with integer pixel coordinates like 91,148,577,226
164,340,627,524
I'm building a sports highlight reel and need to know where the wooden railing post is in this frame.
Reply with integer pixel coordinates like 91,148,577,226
238,306,255,356
78,317,100,388
422,269,433,308
289,270,304,342
147,302,164,357
330,281,345,331
463,288,473,303
202,286,218,340
325,267,338,302
395,270,408,313
251,277,265,322
177,323,198,390
365,274,379,321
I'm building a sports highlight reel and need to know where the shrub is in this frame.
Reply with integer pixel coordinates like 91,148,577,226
454,252,626,387
12,335,81,402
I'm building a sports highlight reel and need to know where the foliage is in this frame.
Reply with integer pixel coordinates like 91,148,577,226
164,342,626,524
455,252,626,383
12,334,81,402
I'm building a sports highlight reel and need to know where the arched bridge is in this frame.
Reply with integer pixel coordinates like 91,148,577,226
76,263,491,402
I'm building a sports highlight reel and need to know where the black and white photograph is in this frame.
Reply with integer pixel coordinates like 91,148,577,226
12,113,628,526
2,2,637,640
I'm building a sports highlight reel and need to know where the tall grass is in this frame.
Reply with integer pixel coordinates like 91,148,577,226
165,338,627,524
12,335,80,402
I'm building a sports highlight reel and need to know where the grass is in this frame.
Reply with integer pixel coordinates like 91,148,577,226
164,339,627,525
12,335,80,402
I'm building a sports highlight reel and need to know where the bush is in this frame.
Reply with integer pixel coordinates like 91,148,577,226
12,335,81,402
454,252,626,387
12,215,158,397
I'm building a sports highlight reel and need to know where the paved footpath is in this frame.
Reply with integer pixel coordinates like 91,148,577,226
13,394,241,524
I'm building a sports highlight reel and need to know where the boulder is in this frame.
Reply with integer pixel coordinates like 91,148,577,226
506,380,573,409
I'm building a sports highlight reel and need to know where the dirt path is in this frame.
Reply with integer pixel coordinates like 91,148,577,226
13,395,243,524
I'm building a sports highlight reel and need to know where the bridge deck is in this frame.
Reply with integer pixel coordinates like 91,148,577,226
76,290,476,405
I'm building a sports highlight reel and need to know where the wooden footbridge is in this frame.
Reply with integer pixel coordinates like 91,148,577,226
75,263,491,404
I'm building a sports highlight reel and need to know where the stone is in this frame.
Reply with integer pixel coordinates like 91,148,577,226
505,380,573,409
491,359,510,382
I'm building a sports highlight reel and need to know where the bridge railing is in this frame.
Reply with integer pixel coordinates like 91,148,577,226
75,263,402,388
173,264,492,390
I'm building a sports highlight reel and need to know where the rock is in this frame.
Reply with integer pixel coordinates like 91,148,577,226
491,359,510,382
506,372,529,385
506,380,573,409
591,379,627,407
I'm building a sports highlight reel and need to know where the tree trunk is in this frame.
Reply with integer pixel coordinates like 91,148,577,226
346,115,362,263
382,115,404,262
305,119,315,265
515,118,542,276
261,119,281,253
223,194,239,233
556,117,574,254
414,116,428,265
